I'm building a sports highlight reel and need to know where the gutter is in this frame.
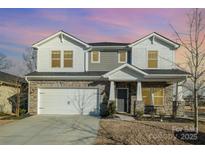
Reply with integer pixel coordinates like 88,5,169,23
26,75,107,81
25,76,29,83
90,46,128,49
146,74,189,77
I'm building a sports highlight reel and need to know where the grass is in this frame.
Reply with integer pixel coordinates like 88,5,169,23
95,118,205,145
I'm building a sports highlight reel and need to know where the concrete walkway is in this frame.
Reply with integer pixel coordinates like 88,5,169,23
115,114,135,121
0,115,100,145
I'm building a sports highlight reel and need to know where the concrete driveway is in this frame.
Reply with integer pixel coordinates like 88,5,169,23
0,115,100,145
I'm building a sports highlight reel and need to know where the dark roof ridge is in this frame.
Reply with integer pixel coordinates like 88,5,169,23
88,42,130,46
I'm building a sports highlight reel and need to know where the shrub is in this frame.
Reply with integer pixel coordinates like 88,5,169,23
100,93,116,117
100,102,109,117
100,93,109,117
135,110,144,119
19,109,27,116
159,109,166,121
107,101,116,116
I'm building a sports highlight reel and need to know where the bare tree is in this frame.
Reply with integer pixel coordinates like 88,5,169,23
14,79,21,117
65,90,98,115
0,53,10,70
10,78,28,117
23,47,37,73
171,8,205,133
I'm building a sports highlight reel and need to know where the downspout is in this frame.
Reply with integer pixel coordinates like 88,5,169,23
25,76,30,113
84,47,92,72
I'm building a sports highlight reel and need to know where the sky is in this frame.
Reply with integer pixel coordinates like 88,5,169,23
0,8,197,75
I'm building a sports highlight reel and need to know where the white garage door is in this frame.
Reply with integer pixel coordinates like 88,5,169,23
38,88,99,115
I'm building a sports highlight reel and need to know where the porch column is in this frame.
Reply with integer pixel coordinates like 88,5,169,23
109,81,115,101
136,81,142,101
175,82,178,102
175,82,184,101
151,93,154,105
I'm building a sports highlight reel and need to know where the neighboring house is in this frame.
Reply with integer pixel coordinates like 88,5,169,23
184,95,205,106
0,71,26,114
25,30,189,116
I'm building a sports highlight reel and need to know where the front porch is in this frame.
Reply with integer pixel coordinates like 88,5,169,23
102,63,187,117
109,81,185,116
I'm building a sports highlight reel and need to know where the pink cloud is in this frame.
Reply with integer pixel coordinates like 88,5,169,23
84,9,188,43
0,22,56,46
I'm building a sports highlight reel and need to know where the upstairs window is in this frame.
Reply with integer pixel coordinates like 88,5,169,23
118,50,127,63
91,51,100,63
148,50,158,68
64,51,73,68
51,51,61,68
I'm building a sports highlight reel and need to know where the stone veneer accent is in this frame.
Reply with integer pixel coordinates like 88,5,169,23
29,80,185,116
116,82,185,117
29,80,109,115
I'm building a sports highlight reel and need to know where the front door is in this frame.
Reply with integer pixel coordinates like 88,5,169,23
117,88,128,112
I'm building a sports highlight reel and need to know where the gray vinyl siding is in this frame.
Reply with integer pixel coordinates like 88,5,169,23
88,50,130,71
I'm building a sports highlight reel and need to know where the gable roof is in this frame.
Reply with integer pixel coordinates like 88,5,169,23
32,30,90,48
0,71,23,84
103,63,148,78
128,32,180,48
32,30,180,50
89,42,129,46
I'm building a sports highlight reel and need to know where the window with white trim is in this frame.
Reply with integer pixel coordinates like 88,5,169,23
91,51,100,63
51,51,61,68
153,88,164,106
64,50,73,68
118,50,127,63
142,87,164,106
148,50,158,68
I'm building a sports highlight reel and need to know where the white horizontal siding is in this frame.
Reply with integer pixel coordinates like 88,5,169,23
37,36,85,72
131,38,176,69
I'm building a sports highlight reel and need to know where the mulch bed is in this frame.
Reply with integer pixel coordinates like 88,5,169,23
95,118,205,145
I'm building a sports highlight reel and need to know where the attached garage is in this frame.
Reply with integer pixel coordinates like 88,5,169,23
38,88,99,115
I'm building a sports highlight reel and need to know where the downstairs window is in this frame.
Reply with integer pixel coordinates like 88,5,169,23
142,87,164,106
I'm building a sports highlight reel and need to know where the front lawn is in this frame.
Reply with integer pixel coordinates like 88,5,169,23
95,118,205,145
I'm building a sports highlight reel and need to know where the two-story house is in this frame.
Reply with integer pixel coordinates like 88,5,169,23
25,30,189,116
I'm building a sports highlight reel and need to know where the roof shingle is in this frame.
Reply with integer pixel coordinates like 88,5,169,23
0,71,23,83
142,69,189,75
88,42,129,46
26,71,108,76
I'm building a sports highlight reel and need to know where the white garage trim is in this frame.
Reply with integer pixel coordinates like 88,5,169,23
37,88,100,115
